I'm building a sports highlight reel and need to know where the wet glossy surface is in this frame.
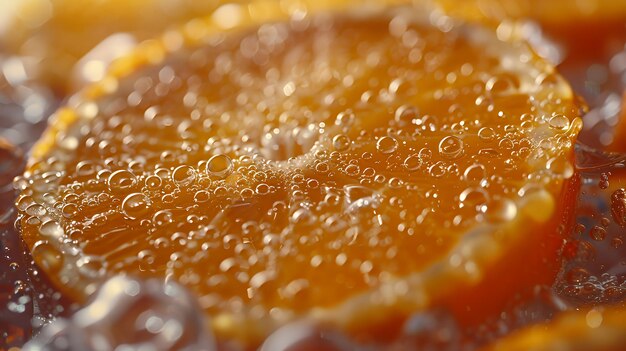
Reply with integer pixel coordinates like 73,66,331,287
0,1,624,351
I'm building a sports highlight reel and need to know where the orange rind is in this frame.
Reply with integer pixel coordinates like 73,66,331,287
434,0,626,25
479,306,626,351
16,0,582,347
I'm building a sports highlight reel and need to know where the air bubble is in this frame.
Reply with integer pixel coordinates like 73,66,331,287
172,165,197,186
463,164,486,182
485,74,518,94
332,134,351,151
403,154,422,171
376,136,398,154
206,154,233,178
589,226,606,241
122,193,152,219
438,136,464,159
394,105,418,125
418,147,433,161
610,188,626,227
75,161,98,177
548,114,570,130
108,170,138,193
62,203,79,218
459,188,488,210
145,175,163,190
39,221,64,239
477,127,496,140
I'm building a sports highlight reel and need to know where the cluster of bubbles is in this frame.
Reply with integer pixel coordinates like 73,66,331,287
555,149,626,306
0,54,67,349
0,140,33,348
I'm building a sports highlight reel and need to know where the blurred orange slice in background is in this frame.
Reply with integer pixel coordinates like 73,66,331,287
479,306,626,351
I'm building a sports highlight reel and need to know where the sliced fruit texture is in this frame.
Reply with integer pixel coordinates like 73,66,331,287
16,0,582,347
434,0,626,151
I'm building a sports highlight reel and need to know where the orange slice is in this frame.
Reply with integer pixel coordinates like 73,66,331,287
433,0,626,25
0,0,243,93
479,306,626,351
16,0,582,347
0,0,411,94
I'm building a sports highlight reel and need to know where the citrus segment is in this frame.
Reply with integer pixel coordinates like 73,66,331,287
479,306,626,351
17,1,582,346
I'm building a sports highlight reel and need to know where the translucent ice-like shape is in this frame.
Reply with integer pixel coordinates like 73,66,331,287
23,276,216,351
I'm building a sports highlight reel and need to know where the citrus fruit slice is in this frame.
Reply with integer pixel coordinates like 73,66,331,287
0,0,241,93
433,0,626,26
0,0,407,94
16,0,582,346
479,306,626,351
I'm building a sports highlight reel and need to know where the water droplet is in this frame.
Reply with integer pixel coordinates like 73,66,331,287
75,161,98,177
590,226,606,241
122,193,151,219
172,165,197,186
459,188,488,209
332,134,350,151
463,164,486,182
548,114,570,130
477,127,496,140
394,105,418,125
145,175,163,190
376,136,398,154
39,221,64,239
206,154,233,178
438,136,463,159
403,154,422,171
610,188,626,227
108,170,137,193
